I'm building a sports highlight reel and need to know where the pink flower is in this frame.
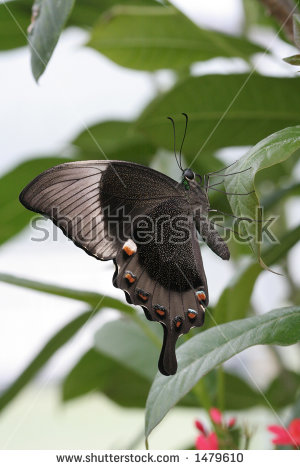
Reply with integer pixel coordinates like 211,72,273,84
209,407,223,425
194,409,237,450
268,418,300,447
196,432,219,450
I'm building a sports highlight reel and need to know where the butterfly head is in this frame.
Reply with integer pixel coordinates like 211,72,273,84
182,168,194,190
183,168,194,180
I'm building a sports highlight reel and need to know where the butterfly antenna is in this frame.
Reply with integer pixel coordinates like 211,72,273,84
167,116,181,170
179,113,188,170
209,167,252,177
205,161,237,176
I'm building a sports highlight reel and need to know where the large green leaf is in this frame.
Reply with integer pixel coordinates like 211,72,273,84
69,0,158,28
29,0,75,81
210,224,300,328
224,126,300,262
145,306,300,439
0,273,134,313
137,75,300,155
88,6,263,71
73,120,156,163
64,345,293,411
94,316,268,410
0,309,97,413
0,0,159,51
63,348,150,407
95,316,161,381
0,157,67,245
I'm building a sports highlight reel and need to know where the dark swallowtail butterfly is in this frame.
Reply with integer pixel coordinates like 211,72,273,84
19,117,232,376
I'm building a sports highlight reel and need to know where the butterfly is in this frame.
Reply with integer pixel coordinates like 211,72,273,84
19,115,244,376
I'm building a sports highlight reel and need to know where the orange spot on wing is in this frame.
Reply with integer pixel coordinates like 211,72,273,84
122,240,137,256
174,316,183,329
154,304,167,317
187,311,196,319
124,246,134,255
124,272,136,284
137,289,149,302
139,294,148,301
196,290,206,301
156,309,165,316
157,309,166,317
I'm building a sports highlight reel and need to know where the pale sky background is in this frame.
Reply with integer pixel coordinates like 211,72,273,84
0,0,299,408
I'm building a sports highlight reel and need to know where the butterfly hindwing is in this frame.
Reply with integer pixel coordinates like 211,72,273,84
113,197,208,375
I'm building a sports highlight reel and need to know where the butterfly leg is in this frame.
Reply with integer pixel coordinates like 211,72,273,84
196,217,230,260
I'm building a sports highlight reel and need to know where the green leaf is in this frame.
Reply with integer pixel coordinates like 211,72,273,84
222,371,262,410
145,305,300,438
0,1,30,50
293,14,300,49
73,120,156,163
29,0,75,81
0,276,137,412
262,182,300,210
283,54,300,66
0,272,135,313
88,6,263,71
63,348,150,407
224,126,300,262
266,370,300,409
0,157,67,245
94,317,211,408
0,309,97,413
210,225,300,327
137,75,300,154
95,316,161,381
0,0,159,51
69,0,158,28
220,369,300,410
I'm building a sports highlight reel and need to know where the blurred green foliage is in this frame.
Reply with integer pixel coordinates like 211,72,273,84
0,0,300,450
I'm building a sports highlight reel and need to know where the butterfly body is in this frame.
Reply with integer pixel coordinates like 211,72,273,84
19,160,230,376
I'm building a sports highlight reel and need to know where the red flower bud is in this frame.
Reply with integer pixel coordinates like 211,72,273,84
209,407,222,425
195,419,205,434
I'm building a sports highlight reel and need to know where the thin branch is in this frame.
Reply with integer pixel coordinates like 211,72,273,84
258,0,299,41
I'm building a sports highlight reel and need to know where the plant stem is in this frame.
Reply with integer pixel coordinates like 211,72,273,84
192,378,212,411
258,0,299,41
217,365,225,411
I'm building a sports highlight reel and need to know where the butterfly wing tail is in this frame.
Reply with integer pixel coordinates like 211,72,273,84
114,249,206,376
159,324,178,375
